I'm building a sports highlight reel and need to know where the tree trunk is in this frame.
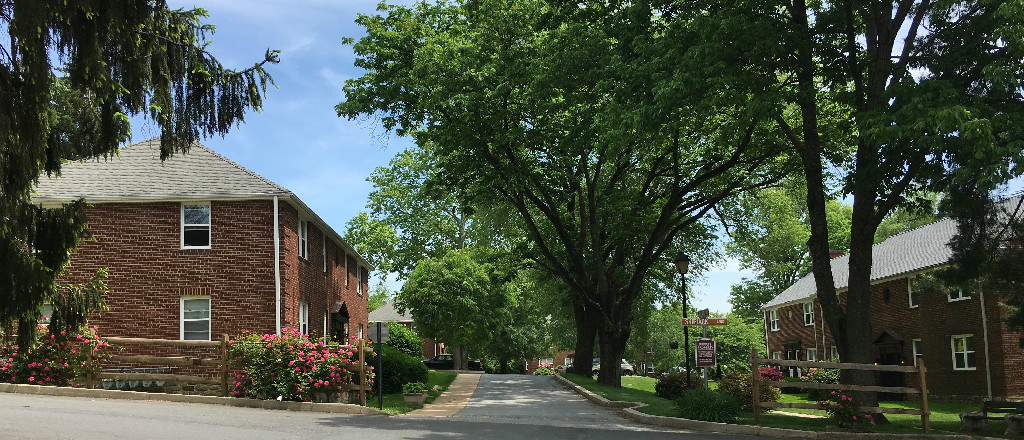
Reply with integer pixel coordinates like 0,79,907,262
596,324,629,386
451,345,469,370
570,302,597,377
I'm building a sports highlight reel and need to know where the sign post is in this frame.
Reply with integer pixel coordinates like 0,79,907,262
368,322,390,410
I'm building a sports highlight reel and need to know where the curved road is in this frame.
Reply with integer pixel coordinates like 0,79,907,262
0,375,768,439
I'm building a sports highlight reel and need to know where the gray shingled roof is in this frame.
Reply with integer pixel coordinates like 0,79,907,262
763,218,957,309
368,302,412,323
33,138,289,202
31,137,373,271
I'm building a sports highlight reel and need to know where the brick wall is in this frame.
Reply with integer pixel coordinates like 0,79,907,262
765,275,1024,399
68,201,277,339
66,199,369,343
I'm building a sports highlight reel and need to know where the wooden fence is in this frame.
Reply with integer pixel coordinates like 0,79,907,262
86,335,373,404
750,349,930,433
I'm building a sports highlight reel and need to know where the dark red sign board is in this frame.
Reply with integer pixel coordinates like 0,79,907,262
695,338,716,367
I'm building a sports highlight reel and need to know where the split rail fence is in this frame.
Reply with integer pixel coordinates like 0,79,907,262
750,349,931,433
86,335,373,404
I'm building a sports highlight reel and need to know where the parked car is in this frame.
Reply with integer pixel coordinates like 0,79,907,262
422,354,483,371
555,364,571,374
591,358,635,376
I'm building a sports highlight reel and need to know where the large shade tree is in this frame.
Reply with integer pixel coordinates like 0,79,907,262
665,0,1024,408
0,1,277,345
338,0,795,385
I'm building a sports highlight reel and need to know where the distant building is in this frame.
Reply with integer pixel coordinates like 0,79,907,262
368,301,443,359
763,207,1024,399
33,138,372,342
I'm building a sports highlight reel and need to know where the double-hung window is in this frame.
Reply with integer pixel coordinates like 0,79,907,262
803,302,815,326
181,203,211,249
357,266,364,296
299,301,309,335
912,339,923,366
806,348,818,362
830,346,839,361
908,277,920,308
948,288,970,302
769,310,779,331
298,220,308,259
181,297,211,340
951,334,976,370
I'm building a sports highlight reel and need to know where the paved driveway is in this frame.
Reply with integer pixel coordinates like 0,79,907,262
447,375,661,430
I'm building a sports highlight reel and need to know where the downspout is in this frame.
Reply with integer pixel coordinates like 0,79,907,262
819,300,826,358
980,286,992,399
274,196,281,336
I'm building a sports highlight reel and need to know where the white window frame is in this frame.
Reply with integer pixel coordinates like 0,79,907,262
912,339,923,366
830,346,839,361
803,302,815,326
358,323,364,340
298,301,309,335
908,277,919,308
948,288,970,302
357,266,364,296
771,352,781,360
298,220,309,260
181,203,212,249
769,309,779,331
181,297,211,341
950,334,976,371
806,348,818,362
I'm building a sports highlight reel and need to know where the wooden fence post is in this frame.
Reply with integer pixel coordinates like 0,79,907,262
358,339,367,406
86,347,95,389
918,358,929,433
220,334,229,397
751,349,761,426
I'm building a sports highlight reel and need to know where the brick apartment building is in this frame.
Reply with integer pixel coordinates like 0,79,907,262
763,213,1024,400
32,138,372,342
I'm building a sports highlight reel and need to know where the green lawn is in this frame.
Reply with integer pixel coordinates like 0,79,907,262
368,370,459,415
562,375,1020,438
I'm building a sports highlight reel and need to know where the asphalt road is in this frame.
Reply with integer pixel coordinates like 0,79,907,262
0,375,768,439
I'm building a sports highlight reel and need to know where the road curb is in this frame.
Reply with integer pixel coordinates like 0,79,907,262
0,383,388,415
552,374,970,440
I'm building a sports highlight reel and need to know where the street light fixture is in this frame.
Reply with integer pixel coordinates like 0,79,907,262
674,252,692,389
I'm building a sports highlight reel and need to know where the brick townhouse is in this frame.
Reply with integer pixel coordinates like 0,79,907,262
32,138,372,343
763,210,1024,400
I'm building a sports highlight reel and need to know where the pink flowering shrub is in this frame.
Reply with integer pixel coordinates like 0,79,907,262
758,367,783,382
1,324,110,386
229,328,371,402
818,391,874,429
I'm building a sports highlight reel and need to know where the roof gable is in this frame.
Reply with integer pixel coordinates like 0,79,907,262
33,138,289,203
368,302,412,323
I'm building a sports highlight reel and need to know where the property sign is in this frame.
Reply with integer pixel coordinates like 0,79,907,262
695,338,716,367
368,322,390,344
682,317,728,326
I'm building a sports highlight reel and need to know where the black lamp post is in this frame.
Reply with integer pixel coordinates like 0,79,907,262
674,252,692,389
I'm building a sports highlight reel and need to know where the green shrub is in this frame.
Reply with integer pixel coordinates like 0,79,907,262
533,367,553,375
716,369,781,411
818,391,875,429
229,329,360,402
675,388,740,423
377,344,428,395
402,382,426,394
481,358,524,374
1,324,111,386
802,366,840,400
655,373,692,399
383,322,422,358
780,376,803,394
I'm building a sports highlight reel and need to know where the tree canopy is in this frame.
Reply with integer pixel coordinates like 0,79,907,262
0,1,277,344
339,0,793,386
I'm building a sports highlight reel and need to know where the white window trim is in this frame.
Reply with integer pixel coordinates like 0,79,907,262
769,309,779,331
830,346,839,361
947,288,970,302
299,300,309,335
771,352,781,360
357,266,364,296
181,203,212,250
908,277,919,308
950,334,976,371
806,348,818,362
357,323,364,340
912,339,922,366
298,219,309,260
803,302,815,326
180,296,211,341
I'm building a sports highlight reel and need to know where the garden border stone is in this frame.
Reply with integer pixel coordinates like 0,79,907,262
552,374,974,440
0,383,387,415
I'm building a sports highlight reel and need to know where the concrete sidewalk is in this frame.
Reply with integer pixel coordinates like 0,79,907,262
398,372,482,417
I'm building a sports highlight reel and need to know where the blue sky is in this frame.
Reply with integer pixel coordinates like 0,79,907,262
141,0,751,314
